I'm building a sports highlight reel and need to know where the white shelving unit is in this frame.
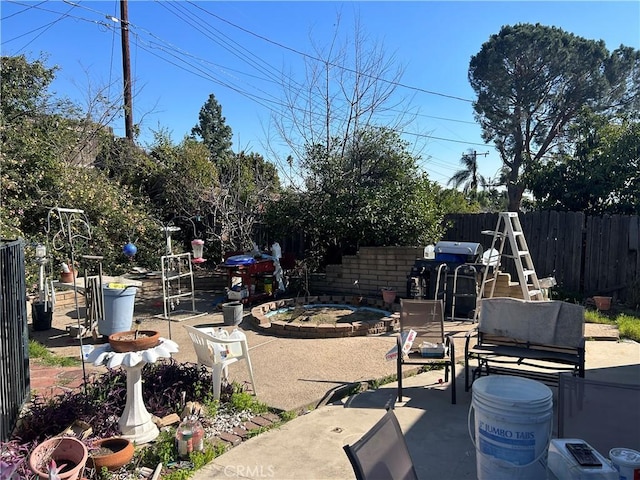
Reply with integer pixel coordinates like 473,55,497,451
157,252,206,322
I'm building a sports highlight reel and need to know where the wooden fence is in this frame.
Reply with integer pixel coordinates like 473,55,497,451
442,211,639,304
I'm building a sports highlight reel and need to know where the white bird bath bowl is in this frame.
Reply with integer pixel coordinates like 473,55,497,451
88,337,179,443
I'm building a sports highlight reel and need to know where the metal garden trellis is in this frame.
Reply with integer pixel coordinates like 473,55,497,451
45,207,93,392
154,215,207,339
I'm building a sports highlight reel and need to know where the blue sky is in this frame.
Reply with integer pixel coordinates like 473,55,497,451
2,1,639,187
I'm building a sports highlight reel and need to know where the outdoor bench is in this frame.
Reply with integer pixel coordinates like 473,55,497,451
464,297,585,391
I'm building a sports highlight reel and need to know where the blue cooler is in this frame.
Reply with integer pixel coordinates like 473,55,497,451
434,241,483,263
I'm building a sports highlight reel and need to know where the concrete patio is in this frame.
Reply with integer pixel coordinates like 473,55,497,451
30,291,639,479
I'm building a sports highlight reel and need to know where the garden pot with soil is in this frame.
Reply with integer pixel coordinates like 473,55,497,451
108,330,160,352
59,268,78,284
381,288,397,304
29,436,88,480
593,296,612,311
89,437,134,471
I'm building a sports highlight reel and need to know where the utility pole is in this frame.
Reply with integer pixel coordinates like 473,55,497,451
120,0,134,142
461,150,489,193
463,150,489,162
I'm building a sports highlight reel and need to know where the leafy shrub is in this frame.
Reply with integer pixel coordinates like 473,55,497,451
135,430,226,480
2,360,226,478
12,360,213,444
230,389,268,414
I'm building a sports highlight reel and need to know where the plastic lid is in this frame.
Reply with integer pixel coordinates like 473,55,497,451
609,448,640,465
106,283,127,289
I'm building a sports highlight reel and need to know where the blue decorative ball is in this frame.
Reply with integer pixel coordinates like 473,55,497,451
123,242,137,257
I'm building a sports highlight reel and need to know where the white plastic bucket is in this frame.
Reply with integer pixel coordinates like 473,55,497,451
469,376,553,480
609,448,640,480
81,344,94,362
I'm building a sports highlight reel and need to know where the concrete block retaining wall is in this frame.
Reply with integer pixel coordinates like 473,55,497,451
51,246,437,309
311,246,424,299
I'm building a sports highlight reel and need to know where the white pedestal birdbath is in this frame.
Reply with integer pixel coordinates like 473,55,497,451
88,338,179,443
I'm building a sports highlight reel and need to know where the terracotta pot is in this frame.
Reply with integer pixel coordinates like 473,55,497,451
89,437,134,471
60,270,77,283
108,330,160,352
593,296,612,311
29,436,88,480
382,289,397,304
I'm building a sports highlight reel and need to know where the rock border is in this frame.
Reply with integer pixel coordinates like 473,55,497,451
250,295,400,338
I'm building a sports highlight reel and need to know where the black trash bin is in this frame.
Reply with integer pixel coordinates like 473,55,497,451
32,301,53,331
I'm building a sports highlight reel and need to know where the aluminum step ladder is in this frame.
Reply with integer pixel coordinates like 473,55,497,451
476,212,544,316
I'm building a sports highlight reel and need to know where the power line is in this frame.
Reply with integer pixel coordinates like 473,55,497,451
2,0,491,185
138,13,483,148
2,0,47,20
3,0,118,45
402,131,488,147
186,1,474,103
3,2,78,49
5,0,477,128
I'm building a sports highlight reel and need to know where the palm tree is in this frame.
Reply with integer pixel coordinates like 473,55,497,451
447,150,487,197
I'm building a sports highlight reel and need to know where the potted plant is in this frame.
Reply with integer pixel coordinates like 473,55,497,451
28,436,88,480
88,437,135,471
593,296,612,311
109,326,160,352
381,287,397,304
59,262,77,284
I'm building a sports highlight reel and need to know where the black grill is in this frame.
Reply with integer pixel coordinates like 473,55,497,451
407,242,486,319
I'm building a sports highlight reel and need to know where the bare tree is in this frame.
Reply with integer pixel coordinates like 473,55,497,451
266,14,415,190
198,156,277,260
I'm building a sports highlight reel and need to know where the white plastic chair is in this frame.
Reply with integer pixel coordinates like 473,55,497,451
183,325,257,400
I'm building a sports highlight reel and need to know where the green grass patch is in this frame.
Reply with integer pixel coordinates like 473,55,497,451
584,311,640,342
279,410,298,422
584,310,616,325
617,314,640,342
28,339,80,367
230,389,269,414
